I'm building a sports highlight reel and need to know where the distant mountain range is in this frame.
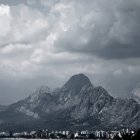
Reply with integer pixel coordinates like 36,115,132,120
0,74,139,131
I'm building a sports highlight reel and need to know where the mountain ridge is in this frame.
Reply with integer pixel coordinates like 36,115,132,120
131,83,140,104
0,73,139,131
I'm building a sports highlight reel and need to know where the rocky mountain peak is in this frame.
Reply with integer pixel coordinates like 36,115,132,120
32,86,51,96
62,73,92,95
27,86,52,104
131,83,140,104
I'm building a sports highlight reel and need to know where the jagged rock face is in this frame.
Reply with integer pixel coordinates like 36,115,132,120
0,74,139,131
58,74,92,107
99,98,140,128
71,86,114,119
132,83,140,104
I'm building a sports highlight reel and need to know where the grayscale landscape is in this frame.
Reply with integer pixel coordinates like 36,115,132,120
0,73,139,131
0,0,140,139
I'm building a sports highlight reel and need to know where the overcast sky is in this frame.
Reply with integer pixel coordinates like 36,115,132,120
0,0,140,105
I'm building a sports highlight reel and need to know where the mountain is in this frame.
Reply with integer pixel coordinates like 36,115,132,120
132,83,140,104
0,74,139,131
0,105,7,112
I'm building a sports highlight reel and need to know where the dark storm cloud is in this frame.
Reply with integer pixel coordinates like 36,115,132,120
97,40,140,59
54,0,140,59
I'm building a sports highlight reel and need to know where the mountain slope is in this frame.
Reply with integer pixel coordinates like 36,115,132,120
131,83,140,104
0,74,139,131
0,105,7,112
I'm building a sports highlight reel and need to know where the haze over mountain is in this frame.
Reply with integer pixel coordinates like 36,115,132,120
0,74,139,131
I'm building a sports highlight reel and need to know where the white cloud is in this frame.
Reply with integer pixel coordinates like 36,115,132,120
0,4,10,15
0,4,11,37
0,43,32,54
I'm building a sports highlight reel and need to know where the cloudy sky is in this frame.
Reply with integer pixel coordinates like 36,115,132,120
0,0,140,105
